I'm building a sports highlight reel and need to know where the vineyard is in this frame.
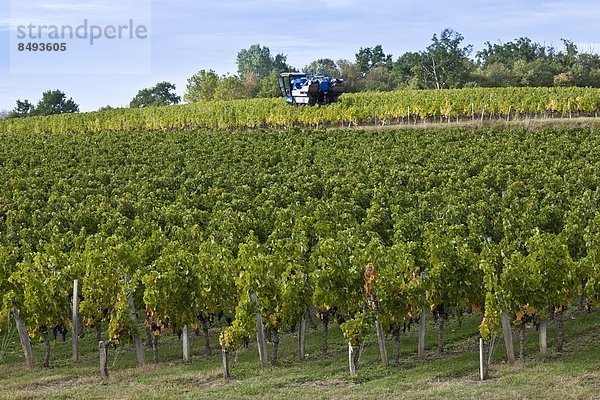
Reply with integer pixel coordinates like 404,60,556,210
1,87,600,134
1,120,600,393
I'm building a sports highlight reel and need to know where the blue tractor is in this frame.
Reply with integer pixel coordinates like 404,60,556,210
278,73,344,106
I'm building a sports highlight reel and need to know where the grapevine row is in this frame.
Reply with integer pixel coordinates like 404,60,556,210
1,87,599,134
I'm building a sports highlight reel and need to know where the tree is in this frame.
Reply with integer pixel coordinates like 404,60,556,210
364,66,394,91
214,76,245,101
572,53,600,87
355,45,393,76
303,59,340,77
557,39,578,70
336,59,362,92
472,62,517,87
12,100,35,117
34,90,79,116
236,44,290,80
130,82,180,108
422,29,474,89
184,69,220,103
476,37,554,68
256,70,283,98
512,59,559,87
391,52,424,88
241,74,260,99
273,53,293,73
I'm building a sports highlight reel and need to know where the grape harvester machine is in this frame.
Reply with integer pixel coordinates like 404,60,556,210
278,72,344,106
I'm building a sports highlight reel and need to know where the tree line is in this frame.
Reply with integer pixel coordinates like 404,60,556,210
184,29,600,102
3,29,599,117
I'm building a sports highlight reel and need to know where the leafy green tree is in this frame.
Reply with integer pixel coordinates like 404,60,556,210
130,82,180,108
303,58,340,77
572,53,600,87
273,53,293,73
184,69,220,102
33,90,79,116
236,44,290,80
214,76,245,101
364,66,394,91
476,37,554,68
472,62,517,87
557,39,579,70
241,74,260,98
391,52,424,88
336,59,362,92
256,70,283,98
513,59,559,87
422,29,474,89
12,100,35,118
355,45,393,76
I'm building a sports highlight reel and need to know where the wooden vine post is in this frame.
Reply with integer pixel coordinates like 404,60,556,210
221,339,230,379
250,292,268,367
365,266,389,368
298,319,306,359
375,319,389,367
99,341,109,379
152,334,159,364
479,338,490,380
349,343,359,378
126,274,146,366
72,279,79,362
13,310,34,369
501,308,515,364
539,318,547,360
418,271,426,359
182,325,190,362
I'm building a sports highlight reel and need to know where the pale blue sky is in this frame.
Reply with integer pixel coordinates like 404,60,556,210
1,0,599,111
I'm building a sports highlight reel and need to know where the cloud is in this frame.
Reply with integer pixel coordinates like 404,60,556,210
37,2,109,11
8,0,150,26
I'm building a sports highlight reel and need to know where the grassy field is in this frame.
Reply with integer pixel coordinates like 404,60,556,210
0,310,599,400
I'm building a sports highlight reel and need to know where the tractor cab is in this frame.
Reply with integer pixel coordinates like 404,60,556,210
278,73,309,102
279,72,344,106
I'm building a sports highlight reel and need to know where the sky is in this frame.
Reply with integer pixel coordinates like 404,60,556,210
0,0,599,112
